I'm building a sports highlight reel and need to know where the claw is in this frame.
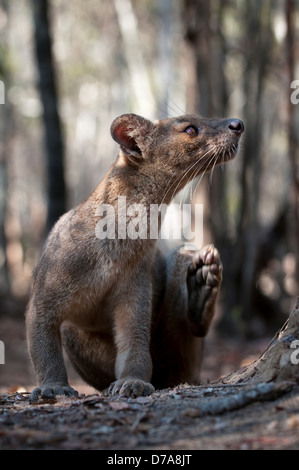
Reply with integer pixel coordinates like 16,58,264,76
29,384,78,402
108,379,154,398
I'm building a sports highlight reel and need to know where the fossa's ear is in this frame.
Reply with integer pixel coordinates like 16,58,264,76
110,114,154,166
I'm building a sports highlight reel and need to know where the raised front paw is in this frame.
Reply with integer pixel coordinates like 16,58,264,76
187,244,223,288
187,244,223,336
108,378,155,398
30,383,79,402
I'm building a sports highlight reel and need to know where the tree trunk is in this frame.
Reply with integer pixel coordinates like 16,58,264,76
218,297,299,385
236,2,270,324
286,0,299,286
0,0,11,297
216,1,274,335
183,0,214,116
113,0,156,118
157,0,172,118
31,0,66,233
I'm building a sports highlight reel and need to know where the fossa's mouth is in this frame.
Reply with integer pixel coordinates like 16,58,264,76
219,141,240,163
200,140,240,173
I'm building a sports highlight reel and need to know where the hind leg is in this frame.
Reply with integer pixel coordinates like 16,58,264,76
61,324,116,391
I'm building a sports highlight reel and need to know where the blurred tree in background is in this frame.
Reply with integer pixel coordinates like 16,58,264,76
0,0,297,338
31,0,66,233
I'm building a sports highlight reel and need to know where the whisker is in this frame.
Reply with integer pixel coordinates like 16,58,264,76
187,149,216,200
154,102,176,119
180,148,214,200
160,147,214,206
192,152,218,196
168,98,186,116
160,139,241,207
168,148,215,204
190,169,209,198
220,148,225,169
165,101,180,118
208,152,219,184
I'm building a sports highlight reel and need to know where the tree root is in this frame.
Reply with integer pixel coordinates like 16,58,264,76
217,297,299,386
194,381,294,416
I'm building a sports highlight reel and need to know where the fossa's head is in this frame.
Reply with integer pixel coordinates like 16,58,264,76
111,113,244,202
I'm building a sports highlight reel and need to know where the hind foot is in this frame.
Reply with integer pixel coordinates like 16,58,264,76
187,244,222,336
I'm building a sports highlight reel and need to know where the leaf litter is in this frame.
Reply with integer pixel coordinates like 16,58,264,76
1,381,299,450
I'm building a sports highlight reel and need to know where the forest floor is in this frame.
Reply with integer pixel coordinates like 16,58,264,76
1,312,299,451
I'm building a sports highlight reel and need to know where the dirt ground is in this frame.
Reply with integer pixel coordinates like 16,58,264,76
1,313,299,451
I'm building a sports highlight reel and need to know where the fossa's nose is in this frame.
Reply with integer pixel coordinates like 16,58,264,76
228,119,244,135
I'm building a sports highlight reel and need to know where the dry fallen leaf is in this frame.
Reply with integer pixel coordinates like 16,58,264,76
109,401,130,410
134,396,151,404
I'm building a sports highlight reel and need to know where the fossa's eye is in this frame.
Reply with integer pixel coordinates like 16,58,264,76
184,126,198,136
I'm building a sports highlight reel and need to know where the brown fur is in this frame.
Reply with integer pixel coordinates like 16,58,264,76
26,113,244,399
